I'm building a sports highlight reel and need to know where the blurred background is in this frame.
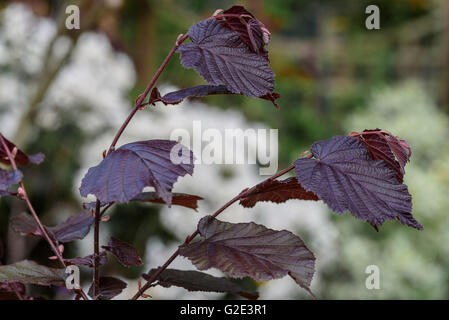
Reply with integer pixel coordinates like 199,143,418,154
0,0,448,299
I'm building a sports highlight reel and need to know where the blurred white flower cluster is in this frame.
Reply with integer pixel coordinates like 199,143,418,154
0,3,54,134
0,3,135,137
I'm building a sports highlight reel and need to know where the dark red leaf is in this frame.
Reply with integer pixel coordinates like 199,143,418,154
239,177,319,208
0,260,65,287
65,252,107,268
148,87,162,106
294,135,422,230
11,212,94,243
0,135,44,166
10,212,43,238
0,169,22,197
84,192,203,212
79,140,194,205
217,6,268,56
177,18,274,98
131,192,203,211
143,268,258,300
260,92,281,109
179,216,315,296
386,135,411,171
102,237,142,267
354,131,399,176
88,276,127,300
155,85,280,109
350,129,411,183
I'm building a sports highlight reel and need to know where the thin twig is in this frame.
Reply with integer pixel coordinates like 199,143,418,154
130,165,295,300
11,283,24,300
0,133,89,300
106,33,189,155
87,31,189,300
93,199,101,299
99,202,114,218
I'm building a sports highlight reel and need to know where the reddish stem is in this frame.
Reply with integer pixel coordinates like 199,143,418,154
0,133,89,300
1,134,65,265
130,164,295,300
11,283,24,300
93,199,101,299
92,32,189,300
106,33,189,155
99,202,114,218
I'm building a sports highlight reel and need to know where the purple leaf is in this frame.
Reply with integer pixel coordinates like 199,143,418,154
132,192,203,211
216,6,268,56
153,85,280,109
177,18,275,98
0,169,22,196
0,260,65,287
11,212,94,243
294,135,422,230
79,140,194,205
158,85,230,104
179,216,315,296
143,268,258,300
28,153,45,164
48,212,95,243
0,135,44,166
102,237,143,267
65,252,108,268
88,276,127,300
